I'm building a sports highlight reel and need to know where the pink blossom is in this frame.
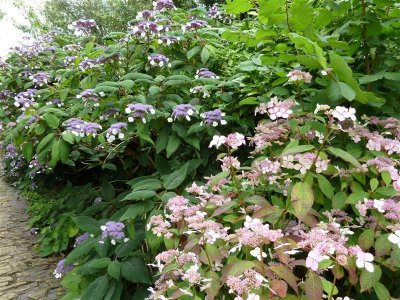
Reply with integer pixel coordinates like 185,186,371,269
286,70,312,83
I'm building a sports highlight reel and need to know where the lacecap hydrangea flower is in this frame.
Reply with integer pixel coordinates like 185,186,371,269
125,103,156,123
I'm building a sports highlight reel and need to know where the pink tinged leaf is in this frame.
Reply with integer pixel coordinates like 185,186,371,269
304,272,323,300
291,182,314,221
269,265,299,294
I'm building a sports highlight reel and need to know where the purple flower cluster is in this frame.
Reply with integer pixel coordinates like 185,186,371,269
76,89,103,106
153,0,176,11
195,68,220,79
14,89,37,109
182,20,208,31
29,72,51,87
64,55,77,66
0,90,12,101
69,19,97,35
101,221,125,244
137,10,154,20
200,109,227,127
53,259,73,279
168,104,195,122
132,20,170,38
78,57,102,71
148,53,171,67
63,44,82,52
99,108,120,120
158,36,180,46
46,98,63,107
74,232,90,247
125,103,155,123
64,118,102,137
190,85,210,98
106,122,128,142
0,60,8,70
208,5,235,23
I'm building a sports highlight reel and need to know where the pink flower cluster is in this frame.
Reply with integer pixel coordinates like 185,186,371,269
282,153,329,174
255,97,297,120
286,70,312,84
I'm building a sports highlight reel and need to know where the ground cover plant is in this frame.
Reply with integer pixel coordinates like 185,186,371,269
0,0,400,299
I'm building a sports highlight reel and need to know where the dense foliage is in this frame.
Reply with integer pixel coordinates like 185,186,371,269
0,0,400,299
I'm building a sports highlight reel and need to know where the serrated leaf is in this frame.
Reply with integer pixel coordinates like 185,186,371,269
360,266,381,292
121,257,151,284
108,261,122,280
304,272,323,300
291,182,314,221
327,147,361,168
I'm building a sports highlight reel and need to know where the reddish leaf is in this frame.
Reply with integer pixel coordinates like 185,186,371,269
304,272,323,300
270,279,288,298
269,265,299,294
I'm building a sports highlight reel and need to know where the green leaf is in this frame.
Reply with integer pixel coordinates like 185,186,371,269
358,229,374,251
360,266,382,292
122,190,156,201
187,46,201,60
163,163,189,190
281,145,315,157
37,133,55,154
132,179,162,191
65,239,96,265
375,234,391,257
321,278,338,296
62,131,75,144
337,82,356,101
373,282,391,300
327,147,361,168
291,182,314,221
108,261,122,280
50,139,60,168
81,275,109,300
121,72,153,81
121,257,151,284
120,201,154,220
226,0,253,14
72,216,100,234
317,174,334,199
166,134,181,158
43,113,60,129
59,139,70,163
22,142,34,161
201,47,211,64
304,272,323,300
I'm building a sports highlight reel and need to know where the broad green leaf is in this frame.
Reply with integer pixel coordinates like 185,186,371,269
360,266,382,292
72,216,100,234
121,257,151,284
226,0,253,14
321,278,338,296
373,282,391,300
291,182,314,221
281,145,315,157
81,275,109,300
358,229,374,251
108,261,122,280
43,113,60,129
327,147,361,168
65,239,96,264
122,190,156,201
166,134,181,158
317,174,334,199
120,201,154,220
163,163,189,190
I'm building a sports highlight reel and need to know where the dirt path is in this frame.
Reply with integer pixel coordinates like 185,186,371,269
0,178,63,300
